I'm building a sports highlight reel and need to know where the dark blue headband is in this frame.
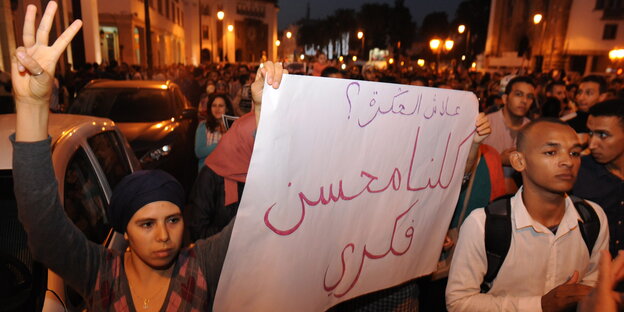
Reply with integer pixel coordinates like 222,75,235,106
108,170,185,233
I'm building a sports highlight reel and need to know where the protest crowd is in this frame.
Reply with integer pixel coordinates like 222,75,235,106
5,2,624,311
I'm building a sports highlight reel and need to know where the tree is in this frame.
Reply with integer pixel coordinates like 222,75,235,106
419,11,450,41
453,0,490,57
295,2,417,58
389,0,416,55
357,3,393,50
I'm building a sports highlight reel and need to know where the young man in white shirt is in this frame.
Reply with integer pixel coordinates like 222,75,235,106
446,118,609,312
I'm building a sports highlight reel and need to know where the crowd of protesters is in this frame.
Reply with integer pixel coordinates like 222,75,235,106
7,2,624,311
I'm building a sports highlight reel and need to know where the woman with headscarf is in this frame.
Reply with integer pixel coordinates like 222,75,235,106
10,3,285,310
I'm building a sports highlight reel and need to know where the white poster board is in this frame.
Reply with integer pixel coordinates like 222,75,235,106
214,75,478,311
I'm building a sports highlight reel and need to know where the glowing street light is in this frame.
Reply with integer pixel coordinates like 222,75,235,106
533,13,543,24
300,54,305,60
429,39,441,51
341,63,347,70
458,24,466,34
227,24,234,32
357,31,365,59
339,55,344,62
286,31,292,39
609,49,624,61
444,39,454,52
275,40,281,47
388,58,394,65
417,59,425,67
352,55,358,62
217,10,224,21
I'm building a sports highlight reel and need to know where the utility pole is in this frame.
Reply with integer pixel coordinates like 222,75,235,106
199,0,202,64
144,0,153,76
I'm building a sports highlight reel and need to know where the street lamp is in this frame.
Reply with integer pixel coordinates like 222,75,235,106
227,24,234,32
286,31,292,39
357,31,365,58
216,10,224,62
609,49,624,72
429,39,441,51
430,39,454,73
417,59,425,67
444,39,454,52
533,13,546,72
457,24,471,63
430,39,441,73
352,55,358,62
609,49,624,61
533,13,543,25
275,40,281,47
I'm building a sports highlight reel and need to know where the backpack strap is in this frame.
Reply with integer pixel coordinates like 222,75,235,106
569,195,600,256
480,195,600,294
481,196,512,293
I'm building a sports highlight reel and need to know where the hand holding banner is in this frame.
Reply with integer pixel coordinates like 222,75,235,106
215,75,478,311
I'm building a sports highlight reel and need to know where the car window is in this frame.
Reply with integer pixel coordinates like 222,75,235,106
172,87,185,111
63,147,110,245
88,131,132,190
70,88,174,122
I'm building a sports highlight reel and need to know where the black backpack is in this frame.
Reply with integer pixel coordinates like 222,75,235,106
480,195,600,293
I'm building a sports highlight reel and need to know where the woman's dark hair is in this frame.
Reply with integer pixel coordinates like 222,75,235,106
205,93,233,132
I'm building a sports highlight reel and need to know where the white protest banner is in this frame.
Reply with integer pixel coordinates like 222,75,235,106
214,74,478,311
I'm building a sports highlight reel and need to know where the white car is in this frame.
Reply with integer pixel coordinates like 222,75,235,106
0,113,140,311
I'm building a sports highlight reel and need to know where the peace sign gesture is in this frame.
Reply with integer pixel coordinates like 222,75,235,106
12,1,82,142
11,1,82,108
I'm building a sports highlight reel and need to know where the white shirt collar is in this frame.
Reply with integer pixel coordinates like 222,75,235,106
511,187,582,235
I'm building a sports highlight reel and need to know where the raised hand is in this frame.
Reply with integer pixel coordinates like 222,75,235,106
251,61,288,125
11,1,82,107
473,112,491,144
12,1,82,142
578,250,624,312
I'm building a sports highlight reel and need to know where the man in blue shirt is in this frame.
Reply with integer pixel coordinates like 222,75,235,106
573,99,624,257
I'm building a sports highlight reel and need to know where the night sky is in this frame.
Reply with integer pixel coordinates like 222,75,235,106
278,0,465,30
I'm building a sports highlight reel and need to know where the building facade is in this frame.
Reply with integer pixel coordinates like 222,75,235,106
485,0,624,75
185,0,278,65
98,0,186,67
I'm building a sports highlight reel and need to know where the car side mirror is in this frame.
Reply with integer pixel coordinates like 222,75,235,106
181,108,197,120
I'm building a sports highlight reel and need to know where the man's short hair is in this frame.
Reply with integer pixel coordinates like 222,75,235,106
580,75,608,94
410,76,429,86
504,76,536,95
516,118,571,152
546,81,565,94
588,99,624,128
320,66,341,77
